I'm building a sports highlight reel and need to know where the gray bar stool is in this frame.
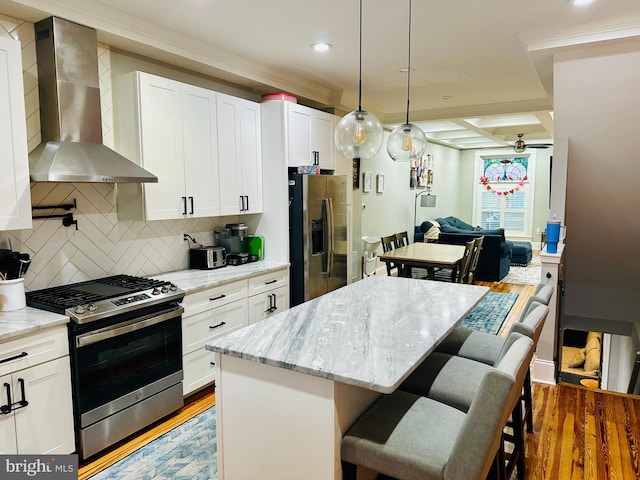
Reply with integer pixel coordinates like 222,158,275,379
341,334,534,480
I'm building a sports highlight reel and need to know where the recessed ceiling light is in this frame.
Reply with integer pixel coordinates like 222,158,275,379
570,0,594,6
439,95,454,100
311,43,333,53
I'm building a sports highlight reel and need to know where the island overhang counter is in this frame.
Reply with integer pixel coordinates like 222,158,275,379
207,275,489,480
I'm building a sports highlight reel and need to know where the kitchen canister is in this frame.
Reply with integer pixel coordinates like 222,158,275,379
546,219,566,254
0,278,26,311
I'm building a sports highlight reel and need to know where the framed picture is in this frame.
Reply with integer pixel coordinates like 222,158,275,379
363,171,372,193
376,173,385,193
353,158,361,189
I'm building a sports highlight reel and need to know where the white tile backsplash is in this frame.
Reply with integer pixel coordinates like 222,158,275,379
1,14,240,291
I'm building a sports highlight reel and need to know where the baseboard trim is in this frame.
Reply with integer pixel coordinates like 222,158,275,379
533,358,557,385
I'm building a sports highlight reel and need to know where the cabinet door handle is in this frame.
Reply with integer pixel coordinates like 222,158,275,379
265,279,277,285
0,351,28,365
209,321,227,330
239,196,244,212
182,196,187,215
189,196,194,215
272,293,278,312
209,294,226,301
210,362,216,367
313,151,319,165
244,195,249,211
1,383,11,415
265,293,274,313
17,378,28,409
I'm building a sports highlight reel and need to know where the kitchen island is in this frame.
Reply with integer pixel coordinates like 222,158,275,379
207,275,489,479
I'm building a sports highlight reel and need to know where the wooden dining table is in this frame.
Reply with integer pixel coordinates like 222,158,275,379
378,242,466,281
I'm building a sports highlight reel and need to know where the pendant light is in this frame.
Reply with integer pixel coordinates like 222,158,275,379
387,0,427,163
335,0,384,159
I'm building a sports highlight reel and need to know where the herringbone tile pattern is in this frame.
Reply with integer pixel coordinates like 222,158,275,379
1,14,238,291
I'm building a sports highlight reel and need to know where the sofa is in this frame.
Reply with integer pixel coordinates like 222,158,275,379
416,216,512,282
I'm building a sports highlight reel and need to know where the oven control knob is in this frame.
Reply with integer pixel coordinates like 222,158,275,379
161,285,169,293
74,305,86,315
152,287,161,295
169,283,177,291
87,303,97,312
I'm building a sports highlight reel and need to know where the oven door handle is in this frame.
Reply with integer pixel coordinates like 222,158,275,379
76,306,184,348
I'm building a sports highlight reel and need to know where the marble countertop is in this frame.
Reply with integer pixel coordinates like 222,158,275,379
0,307,70,342
207,276,489,393
155,260,289,293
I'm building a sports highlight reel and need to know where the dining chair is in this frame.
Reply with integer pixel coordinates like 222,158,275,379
430,238,474,283
456,239,475,283
466,236,484,284
381,234,399,276
394,231,409,248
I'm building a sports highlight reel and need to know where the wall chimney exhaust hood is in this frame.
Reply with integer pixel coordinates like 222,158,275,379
29,16,157,183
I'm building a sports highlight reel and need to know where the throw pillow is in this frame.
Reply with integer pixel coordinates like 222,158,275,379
420,220,433,233
567,348,586,368
424,225,440,240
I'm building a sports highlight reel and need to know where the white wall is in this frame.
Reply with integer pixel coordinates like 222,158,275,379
359,138,463,243
554,39,640,328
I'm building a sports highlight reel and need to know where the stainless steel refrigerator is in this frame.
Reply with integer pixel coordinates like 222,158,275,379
289,174,348,307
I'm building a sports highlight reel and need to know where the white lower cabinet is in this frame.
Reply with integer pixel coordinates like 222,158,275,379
247,269,289,324
181,280,249,396
248,286,289,324
180,268,290,395
0,326,75,454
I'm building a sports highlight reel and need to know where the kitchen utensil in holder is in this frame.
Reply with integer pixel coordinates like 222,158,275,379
0,278,26,311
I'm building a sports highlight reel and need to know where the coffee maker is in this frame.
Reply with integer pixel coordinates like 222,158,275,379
214,223,250,264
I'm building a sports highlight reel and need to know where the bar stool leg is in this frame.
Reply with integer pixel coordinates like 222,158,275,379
342,461,357,480
523,370,533,433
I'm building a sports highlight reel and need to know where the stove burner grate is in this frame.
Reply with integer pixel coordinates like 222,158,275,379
26,274,170,312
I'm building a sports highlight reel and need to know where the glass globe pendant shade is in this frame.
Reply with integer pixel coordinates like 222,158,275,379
335,109,384,159
387,122,428,162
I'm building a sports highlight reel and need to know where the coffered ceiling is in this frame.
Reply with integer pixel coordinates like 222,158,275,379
3,0,640,150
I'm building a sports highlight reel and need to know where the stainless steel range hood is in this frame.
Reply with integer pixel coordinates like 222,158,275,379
29,16,157,183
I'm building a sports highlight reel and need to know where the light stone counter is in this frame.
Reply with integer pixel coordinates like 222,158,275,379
211,275,489,480
154,260,289,293
0,307,69,342
207,275,489,394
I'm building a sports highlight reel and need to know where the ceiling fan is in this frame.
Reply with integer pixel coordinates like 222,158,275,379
509,133,552,153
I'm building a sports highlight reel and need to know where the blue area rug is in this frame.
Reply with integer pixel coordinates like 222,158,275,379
90,406,217,480
459,292,519,334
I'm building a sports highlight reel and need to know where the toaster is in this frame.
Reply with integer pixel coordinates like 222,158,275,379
189,246,226,269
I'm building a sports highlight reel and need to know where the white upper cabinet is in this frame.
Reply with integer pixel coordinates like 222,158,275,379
217,93,263,215
0,36,32,231
115,72,219,221
287,103,336,170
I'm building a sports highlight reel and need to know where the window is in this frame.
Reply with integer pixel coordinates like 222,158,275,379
473,152,536,237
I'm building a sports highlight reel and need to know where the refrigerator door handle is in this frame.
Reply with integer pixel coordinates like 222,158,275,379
321,198,329,277
326,197,335,278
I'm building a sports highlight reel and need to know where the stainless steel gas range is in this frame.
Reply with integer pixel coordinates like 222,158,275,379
26,275,185,460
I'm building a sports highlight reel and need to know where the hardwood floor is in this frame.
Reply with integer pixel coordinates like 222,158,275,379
527,382,640,480
79,279,640,480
